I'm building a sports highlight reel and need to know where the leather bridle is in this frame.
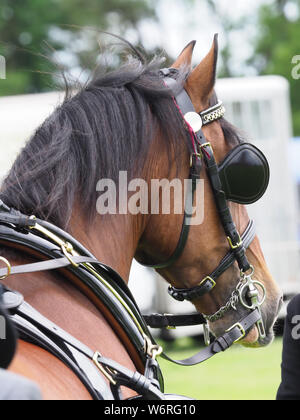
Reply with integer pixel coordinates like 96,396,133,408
142,67,268,344
0,67,270,399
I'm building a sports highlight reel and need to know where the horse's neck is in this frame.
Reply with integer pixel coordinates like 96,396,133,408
3,138,168,370
4,211,142,354
69,211,143,282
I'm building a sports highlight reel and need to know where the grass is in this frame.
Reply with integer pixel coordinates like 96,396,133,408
157,337,283,400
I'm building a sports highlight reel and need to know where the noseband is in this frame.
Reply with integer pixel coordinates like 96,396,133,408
142,67,270,343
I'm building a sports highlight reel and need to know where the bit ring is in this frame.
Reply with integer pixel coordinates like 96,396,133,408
239,280,266,310
0,257,12,280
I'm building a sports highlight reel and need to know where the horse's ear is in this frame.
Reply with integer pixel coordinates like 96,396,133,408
171,40,196,70
186,34,218,111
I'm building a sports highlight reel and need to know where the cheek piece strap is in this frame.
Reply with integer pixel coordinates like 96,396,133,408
143,69,254,300
141,68,268,350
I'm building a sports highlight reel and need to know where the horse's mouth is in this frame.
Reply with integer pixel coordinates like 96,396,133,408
241,295,283,348
241,325,275,348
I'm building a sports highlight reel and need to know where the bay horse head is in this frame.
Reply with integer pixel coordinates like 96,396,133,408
135,36,282,347
0,35,283,399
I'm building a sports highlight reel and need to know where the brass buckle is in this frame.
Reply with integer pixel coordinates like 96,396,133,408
163,313,176,330
199,276,216,289
190,153,202,167
227,235,243,250
203,323,211,347
61,242,80,268
143,334,163,360
0,257,11,280
93,352,117,385
200,142,212,149
29,218,79,268
226,323,246,343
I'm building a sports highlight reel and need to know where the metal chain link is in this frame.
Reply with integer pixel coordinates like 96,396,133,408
203,277,247,323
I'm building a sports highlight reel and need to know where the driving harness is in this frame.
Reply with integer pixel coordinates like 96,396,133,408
0,284,17,369
0,67,270,400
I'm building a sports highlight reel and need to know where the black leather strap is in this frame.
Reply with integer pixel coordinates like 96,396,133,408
161,309,261,366
34,217,140,307
0,285,18,369
0,255,104,278
11,306,107,400
0,255,206,332
8,286,257,394
142,154,202,270
197,140,251,273
143,312,206,329
208,219,255,279
0,221,152,370
0,206,145,325
168,220,256,302
8,293,164,400
142,75,253,290
99,356,165,400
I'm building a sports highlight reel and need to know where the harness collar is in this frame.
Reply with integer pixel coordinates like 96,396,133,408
0,201,264,371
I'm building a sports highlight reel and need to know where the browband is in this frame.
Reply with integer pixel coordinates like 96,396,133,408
200,101,226,126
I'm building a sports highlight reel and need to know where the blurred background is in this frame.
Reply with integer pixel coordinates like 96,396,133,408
1,0,300,400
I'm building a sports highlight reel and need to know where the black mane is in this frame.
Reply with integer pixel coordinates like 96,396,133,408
0,47,242,230
0,56,191,229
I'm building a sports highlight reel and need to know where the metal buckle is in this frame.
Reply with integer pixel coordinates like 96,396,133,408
0,257,11,280
203,323,211,347
93,352,117,385
61,242,80,268
29,219,79,268
143,334,163,360
190,153,202,167
199,142,212,149
238,272,267,340
227,235,243,250
239,279,266,311
226,323,246,343
162,313,177,330
240,265,255,278
199,276,216,289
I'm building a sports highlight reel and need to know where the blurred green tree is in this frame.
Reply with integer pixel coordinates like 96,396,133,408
250,0,300,135
206,0,246,78
0,0,156,95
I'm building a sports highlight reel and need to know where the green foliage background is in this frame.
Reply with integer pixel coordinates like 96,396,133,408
1,0,299,135
251,0,300,135
159,337,282,400
0,0,156,95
